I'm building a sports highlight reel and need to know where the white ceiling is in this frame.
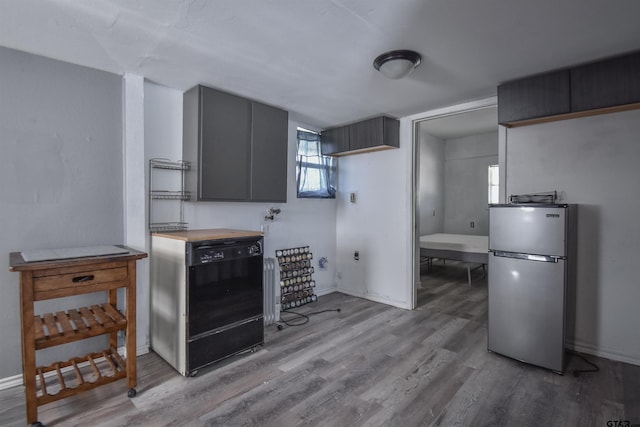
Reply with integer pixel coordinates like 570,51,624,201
1,0,639,129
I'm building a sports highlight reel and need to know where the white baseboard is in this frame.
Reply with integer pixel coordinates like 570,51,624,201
568,340,640,367
336,287,411,310
315,286,338,297
0,373,24,391
0,345,150,392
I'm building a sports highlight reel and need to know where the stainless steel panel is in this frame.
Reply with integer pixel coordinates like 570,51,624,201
489,205,567,256
488,253,566,372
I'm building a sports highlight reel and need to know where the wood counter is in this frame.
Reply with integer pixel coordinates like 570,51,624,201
152,228,263,242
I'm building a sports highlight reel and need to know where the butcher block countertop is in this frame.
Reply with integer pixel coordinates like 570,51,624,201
152,228,263,242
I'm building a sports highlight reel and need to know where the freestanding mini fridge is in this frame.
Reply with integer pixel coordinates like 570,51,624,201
488,203,577,373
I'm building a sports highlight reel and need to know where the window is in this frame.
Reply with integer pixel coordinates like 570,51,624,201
296,128,336,198
488,164,499,204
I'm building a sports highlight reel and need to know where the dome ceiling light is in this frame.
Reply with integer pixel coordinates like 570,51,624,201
373,50,422,79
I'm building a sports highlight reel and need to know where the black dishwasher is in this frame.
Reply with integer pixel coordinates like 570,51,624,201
186,237,264,373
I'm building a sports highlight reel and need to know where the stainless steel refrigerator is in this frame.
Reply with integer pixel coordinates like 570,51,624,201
488,204,576,373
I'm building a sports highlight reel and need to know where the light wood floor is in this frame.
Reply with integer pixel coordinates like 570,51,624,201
1,261,639,426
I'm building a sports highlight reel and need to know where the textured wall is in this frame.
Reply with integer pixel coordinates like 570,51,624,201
0,46,123,378
505,109,640,365
443,131,498,235
417,128,445,236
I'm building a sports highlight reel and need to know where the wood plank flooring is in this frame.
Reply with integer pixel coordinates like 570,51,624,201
1,260,638,426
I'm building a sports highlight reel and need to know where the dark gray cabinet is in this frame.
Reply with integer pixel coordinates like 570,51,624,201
183,85,288,202
321,116,399,156
250,101,288,202
498,51,640,126
497,70,571,124
321,126,349,155
571,51,640,112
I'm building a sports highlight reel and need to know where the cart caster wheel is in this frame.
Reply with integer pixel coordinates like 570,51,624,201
127,388,137,398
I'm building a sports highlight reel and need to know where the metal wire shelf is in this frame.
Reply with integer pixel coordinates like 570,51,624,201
149,222,189,233
150,190,191,201
149,158,190,232
149,158,191,170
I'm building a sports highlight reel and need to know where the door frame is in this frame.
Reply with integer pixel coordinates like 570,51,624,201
402,96,498,309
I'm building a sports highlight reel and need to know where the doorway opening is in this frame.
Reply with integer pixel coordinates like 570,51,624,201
410,99,498,308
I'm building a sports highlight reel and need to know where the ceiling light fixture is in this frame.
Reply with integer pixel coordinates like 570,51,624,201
373,50,421,79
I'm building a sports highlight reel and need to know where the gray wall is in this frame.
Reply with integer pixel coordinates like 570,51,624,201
444,131,498,235
0,46,123,378
417,127,445,235
505,109,640,364
417,129,498,237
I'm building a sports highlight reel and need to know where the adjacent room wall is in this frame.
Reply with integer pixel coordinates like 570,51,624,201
417,127,445,235
416,128,498,237
443,131,498,235
0,46,124,380
505,109,640,365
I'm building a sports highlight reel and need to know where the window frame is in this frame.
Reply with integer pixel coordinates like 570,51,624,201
295,128,336,199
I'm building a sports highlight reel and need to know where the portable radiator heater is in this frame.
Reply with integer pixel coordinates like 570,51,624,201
263,257,279,325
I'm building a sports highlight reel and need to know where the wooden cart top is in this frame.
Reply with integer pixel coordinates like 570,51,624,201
9,245,147,272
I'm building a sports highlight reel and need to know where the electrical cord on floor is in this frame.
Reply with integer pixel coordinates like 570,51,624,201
569,350,600,377
276,308,341,330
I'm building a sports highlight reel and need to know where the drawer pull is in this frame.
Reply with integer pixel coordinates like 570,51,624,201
72,275,95,283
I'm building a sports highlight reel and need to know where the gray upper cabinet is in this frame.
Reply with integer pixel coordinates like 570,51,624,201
497,70,571,125
250,101,288,202
321,116,399,157
320,126,349,156
183,85,288,202
571,51,640,112
498,50,640,126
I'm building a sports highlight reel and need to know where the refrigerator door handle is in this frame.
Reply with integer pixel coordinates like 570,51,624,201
491,251,563,263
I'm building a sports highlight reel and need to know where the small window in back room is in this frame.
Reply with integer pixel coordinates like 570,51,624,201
296,128,336,198
488,164,499,204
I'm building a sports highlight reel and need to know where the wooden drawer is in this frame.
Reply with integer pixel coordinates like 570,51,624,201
33,267,128,300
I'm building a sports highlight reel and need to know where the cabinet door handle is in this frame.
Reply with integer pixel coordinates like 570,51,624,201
72,275,95,283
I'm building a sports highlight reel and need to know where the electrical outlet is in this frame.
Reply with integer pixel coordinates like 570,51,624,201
470,221,475,228
354,250,359,261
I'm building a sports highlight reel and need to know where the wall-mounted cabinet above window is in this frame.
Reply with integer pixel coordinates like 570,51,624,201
183,85,288,202
321,116,399,157
498,50,640,127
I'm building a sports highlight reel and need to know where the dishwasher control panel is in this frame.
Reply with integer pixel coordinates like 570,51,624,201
188,238,262,266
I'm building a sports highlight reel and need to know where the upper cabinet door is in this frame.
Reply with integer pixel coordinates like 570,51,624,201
498,70,571,124
183,85,289,203
199,86,252,201
321,116,399,156
251,101,288,202
349,117,382,151
571,52,640,112
321,126,349,155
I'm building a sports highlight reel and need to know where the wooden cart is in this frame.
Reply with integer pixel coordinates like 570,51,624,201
9,246,147,427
